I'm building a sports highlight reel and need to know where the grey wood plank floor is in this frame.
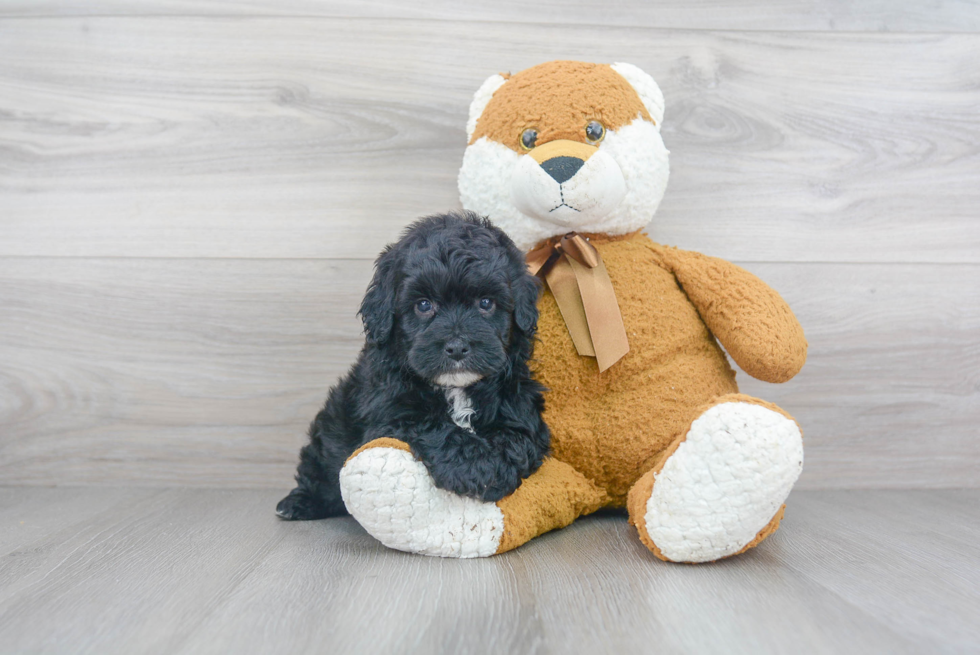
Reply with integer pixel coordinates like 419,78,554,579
1,487,977,654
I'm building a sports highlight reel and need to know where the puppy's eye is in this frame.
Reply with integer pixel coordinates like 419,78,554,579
478,298,494,311
415,299,434,315
520,128,538,150
585,120,605,143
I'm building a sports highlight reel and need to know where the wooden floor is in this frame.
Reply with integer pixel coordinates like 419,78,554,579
0,487,977,654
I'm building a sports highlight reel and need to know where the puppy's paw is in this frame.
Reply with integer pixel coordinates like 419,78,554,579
340,439,504,558
419,433,537,502
428,463,522,503
276,488,331,521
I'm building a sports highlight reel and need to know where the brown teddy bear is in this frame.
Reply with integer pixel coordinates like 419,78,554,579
339,60,807,562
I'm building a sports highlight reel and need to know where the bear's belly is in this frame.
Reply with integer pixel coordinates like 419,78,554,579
531,233,738,506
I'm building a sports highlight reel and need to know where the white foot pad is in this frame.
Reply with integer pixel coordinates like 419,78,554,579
339,446,504,558
645,402,804,563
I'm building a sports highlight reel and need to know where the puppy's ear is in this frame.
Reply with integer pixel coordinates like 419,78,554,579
512,273,542,335
358,244,400,345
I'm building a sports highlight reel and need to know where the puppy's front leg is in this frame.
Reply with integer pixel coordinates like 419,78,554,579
411,424,542,503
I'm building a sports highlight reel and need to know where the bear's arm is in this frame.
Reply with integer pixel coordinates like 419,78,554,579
649,244,807,383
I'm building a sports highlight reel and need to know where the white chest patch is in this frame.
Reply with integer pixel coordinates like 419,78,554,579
442,387,476,431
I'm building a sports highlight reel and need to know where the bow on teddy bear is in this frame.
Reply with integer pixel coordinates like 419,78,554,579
340,60,807,563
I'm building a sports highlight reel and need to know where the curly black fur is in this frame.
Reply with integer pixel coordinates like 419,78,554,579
276,211,549,520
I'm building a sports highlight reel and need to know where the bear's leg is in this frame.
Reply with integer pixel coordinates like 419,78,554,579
626,394,803,563
340,438,605,558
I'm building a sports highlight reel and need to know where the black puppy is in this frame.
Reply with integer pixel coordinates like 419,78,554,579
276,212,549,520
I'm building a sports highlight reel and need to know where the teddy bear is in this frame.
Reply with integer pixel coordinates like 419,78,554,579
338,60,807,562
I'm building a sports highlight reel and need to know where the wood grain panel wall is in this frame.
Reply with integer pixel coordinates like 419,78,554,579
2,1,978,32
2,19,978,262
1,3,978,488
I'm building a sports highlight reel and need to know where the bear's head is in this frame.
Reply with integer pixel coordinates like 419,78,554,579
458,60,669,251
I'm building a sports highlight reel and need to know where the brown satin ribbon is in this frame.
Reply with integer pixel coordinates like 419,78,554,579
526,233,629,372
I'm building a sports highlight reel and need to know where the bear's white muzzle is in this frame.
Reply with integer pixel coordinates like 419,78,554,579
510,141,627,228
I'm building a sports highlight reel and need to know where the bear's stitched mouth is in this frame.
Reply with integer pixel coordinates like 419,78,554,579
549,186,581,213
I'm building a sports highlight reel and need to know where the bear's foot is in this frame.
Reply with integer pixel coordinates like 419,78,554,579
339,438,505,558
628,397,804,563
340,439,607,558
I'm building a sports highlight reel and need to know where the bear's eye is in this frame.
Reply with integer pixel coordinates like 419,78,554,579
478,298,494,312
585,121,605,143
415,299,434,315
520,128,538,150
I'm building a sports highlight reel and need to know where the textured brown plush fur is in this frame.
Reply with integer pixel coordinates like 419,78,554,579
469,61,651,152
496,458,606,554
498,232,805,556
529,232,806,499
653,246,807,383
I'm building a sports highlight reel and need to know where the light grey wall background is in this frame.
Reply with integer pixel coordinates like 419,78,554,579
1,1,978,489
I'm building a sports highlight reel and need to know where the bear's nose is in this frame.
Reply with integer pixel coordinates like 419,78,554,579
444,338,470,361
540,156,585,184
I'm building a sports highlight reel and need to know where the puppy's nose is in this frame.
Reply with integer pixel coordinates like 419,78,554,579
444,338,470,361
540,156,585,184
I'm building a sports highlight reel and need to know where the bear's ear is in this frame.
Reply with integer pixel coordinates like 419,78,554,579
610,62,665,129
466,73,509,142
